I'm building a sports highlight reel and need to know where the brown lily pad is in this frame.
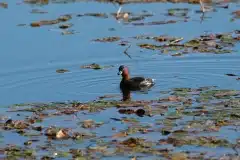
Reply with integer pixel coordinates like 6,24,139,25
82,119,94,128
30,20,58,27
58,15,72,22
59,23,73,29
81,63,102,70
112,132,128,138
45,126,59,137
93,36,120,42
80,63,113,70
30,14,72,27
71,132,95,140
165,135,231,147
171,152,188,160
232,10,240,18
213,90,238,98
121,137,140,147
138,32,239,55
118,109,135,114
4,119,29,130
45,127,70,139
0,2,8,8
24,0,49,5
138,44,162,50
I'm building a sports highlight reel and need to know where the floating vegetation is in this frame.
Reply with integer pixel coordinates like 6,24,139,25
0,2,8,8
80,63,102,69
58,23,73,29
77,13,108,18
232,10,240,18
93,36,121,42
30,9,48,14
167,8,189,17
30,14,72,27
127,13,153,22
80,63,114,70
112,11,154,23
56,69,69,73
61,30,77,35
132,20,177,26
24,0,49,5
4,145,36,159
137,30,240,55
1,86,239,159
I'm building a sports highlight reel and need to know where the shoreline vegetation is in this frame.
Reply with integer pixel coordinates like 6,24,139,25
1,87,240,159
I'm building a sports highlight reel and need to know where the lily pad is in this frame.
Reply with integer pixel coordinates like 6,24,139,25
80,63,113,70
232,10,240,18
30,14,72,27
80,63,102,69
121,137,141,147
56,69,69,73
80,13,108,18
132,20,177,26
167,8,189,17
93,36,120,42
59,23,73,29
0,2,8,8
30,9,47,14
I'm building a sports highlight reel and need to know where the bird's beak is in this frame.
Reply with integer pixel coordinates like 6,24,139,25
117,71,122,75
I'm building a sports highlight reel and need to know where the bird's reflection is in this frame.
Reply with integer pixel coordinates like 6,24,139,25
121,87,131,101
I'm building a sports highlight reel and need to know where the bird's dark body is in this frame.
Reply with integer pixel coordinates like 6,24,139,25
120,77,154,91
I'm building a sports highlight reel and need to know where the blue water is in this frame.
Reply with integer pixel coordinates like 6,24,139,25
0,1,239,106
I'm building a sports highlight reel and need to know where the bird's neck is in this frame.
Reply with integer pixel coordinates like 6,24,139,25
122,74,130,80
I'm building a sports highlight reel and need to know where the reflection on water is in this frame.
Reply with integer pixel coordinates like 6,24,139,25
121,88,131,101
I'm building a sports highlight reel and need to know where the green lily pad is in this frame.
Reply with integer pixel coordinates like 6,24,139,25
167,8,189,17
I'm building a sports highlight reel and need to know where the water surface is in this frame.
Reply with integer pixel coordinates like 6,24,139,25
0,1,240,159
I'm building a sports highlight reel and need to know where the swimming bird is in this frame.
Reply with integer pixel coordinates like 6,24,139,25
118,65,155,91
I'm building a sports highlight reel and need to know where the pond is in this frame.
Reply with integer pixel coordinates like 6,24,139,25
0,0,239,159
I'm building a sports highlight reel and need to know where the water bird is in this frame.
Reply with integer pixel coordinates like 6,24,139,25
118,65,155,91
